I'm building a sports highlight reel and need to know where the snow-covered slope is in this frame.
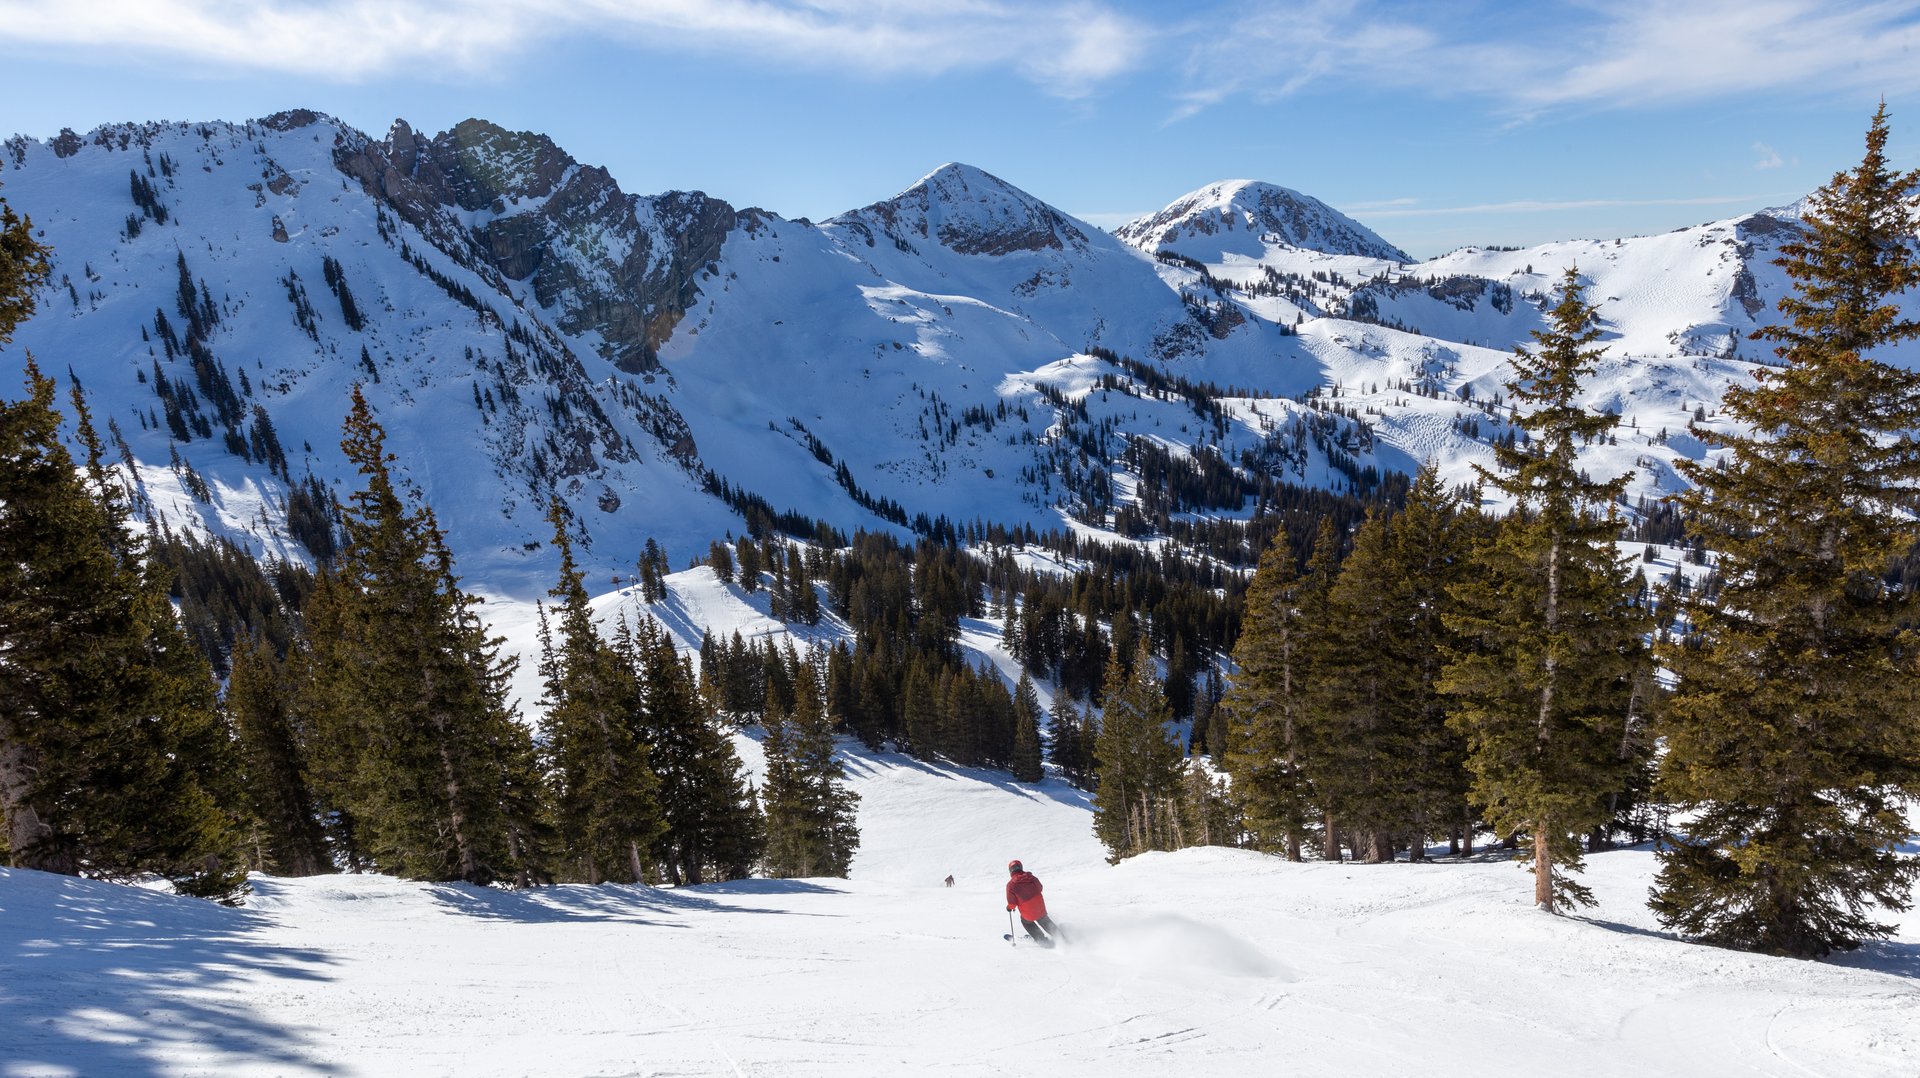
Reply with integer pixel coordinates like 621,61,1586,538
4,775,1915,1076
6,111,1917,600
0,114,740,593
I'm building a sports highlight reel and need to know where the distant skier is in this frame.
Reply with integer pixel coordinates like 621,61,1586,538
944,874,955,888
1005,860,1065,946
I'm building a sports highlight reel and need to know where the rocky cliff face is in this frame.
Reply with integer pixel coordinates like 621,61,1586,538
333,117,736,373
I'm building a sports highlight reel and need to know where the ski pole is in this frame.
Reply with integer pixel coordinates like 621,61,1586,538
1008,908,1017,946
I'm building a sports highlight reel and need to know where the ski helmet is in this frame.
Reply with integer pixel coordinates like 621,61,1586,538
1008,859,1023,873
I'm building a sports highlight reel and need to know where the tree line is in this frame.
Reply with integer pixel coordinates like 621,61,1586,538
1103,107,1919,961
0,253,858,895
4,110,1916,964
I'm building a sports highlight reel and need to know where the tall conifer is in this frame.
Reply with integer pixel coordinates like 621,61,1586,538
1010,673,1045,783
1441,268,1647,911
1306,509,1423,861
761,650,860,878
299,387,532,884
626,615,761,885
538,504,664,883
1222,527,1315,860
0,360,247,900
1092,642,1183,861
1652,106,1920,956
227,633,329,876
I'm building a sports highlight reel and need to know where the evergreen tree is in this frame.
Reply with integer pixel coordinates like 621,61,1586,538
1221,526,1316,860
1092,642,1183,861
627,615,762,885
0,187,50,346
1177,760,1239,849
707,540,735,584
1290,518,1351,860
298,387,534,884
736,538,761,593
1010,672,1045,783
760,650,860,878
1440,268,1647,911
0,360,247,900
537,503,664,883
1388,467,1481,857
1047,700,1087,789
1652,106,1920,957
227,633,329,876
1304,509,1423,862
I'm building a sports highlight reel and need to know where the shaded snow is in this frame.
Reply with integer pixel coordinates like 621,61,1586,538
4,789,1916,1076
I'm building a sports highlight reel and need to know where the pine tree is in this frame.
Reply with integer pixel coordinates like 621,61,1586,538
1177,760,1239,849
1651,106,1920,957
538,503,664,883
1222,525,1316,860
760,650,860,878
0,189,51,346
1292,519,1349,859
1305,509,1424,862
1010,672,1045,782
0,360,248,900
1092,642,1183,862
1047,700,1086,788
227,633,329,876
1388,467,1481,857
1441,267,1647,911
627,615,761,885
298,387,534,884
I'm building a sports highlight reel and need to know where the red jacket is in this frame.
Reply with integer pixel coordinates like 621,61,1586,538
1005,871,1047,920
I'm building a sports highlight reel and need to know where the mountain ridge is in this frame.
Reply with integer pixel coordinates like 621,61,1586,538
5,108,1907,602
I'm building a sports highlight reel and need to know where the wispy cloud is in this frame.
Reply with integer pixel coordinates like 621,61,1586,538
0,0,1151,97
1347,193,1796,218
1341,197,1421,212
1173,0,1920,121
1753,142,1784,170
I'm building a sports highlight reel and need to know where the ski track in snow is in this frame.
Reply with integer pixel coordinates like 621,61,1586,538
4,762,1918,1077
8,553,1916,1076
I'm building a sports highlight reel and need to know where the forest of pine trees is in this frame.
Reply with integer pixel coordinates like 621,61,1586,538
3,112,1918,965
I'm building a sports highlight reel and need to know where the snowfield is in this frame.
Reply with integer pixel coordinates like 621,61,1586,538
4,740,1916,1077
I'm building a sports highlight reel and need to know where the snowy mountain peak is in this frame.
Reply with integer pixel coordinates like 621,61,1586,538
1117,179,1410,263
834,161,1092,257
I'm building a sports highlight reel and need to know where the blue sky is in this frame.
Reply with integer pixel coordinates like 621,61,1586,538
1,0,1916,258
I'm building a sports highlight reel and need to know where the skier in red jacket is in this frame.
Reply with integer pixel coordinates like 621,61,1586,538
1005,860,1065,946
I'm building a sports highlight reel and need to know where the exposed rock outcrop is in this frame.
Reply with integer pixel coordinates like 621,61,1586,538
333,118,737,372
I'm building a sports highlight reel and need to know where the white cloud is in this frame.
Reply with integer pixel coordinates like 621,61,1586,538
0,0,1150,97
1173,0,1920,120
1753,142,1784,170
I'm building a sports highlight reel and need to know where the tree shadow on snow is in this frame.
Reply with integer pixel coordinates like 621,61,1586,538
0,869,337,1077
1825,938,1920,981
424,879,842,925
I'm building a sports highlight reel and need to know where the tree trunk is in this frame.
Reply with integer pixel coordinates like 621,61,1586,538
1534,826,1553,911
627,839,645,884
1285,832,1303,863
436,734,482,884
1367,831,1394,863
0,729,73,874
1321,809,1340,861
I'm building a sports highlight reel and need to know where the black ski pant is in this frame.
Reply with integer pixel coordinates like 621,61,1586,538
1020,914,1063,943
